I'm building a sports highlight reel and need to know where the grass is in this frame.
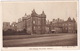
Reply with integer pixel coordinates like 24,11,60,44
3,37,77,47
3,34,62,40
3,34,77,47
13,37,77,47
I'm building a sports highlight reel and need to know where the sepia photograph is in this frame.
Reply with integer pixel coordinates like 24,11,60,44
2,1,77,47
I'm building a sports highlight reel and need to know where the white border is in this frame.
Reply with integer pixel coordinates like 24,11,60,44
0,0,80,51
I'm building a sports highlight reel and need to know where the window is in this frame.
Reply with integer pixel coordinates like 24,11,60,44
69,27,71,29
63,24,64,26
34,26,36,30
38,26,40,29
33,21,35,24
66,28,67,30
38,21,40,25
69,24,71,25
65,24,67,26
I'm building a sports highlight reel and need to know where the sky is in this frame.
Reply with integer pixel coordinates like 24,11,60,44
2,1,77,23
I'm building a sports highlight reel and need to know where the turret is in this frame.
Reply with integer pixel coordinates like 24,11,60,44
31,9,38,17
67,17,72,22
18,18,22,22
72,18,76,22
22,13,27,21
41,11,46,17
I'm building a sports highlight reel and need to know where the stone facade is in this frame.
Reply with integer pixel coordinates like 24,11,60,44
3,22,11,31
15,9,46,34
50,17,77,33
3,9,77,34
26,9,46,34
46,20,51,34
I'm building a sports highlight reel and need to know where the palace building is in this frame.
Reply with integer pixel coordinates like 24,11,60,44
3,9,77,34
3,22,11,31
15,9,46,34
50,17,77,33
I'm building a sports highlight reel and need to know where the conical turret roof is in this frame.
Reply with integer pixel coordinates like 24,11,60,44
31,9,38,17
67,17,72,22
41,11,46,17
